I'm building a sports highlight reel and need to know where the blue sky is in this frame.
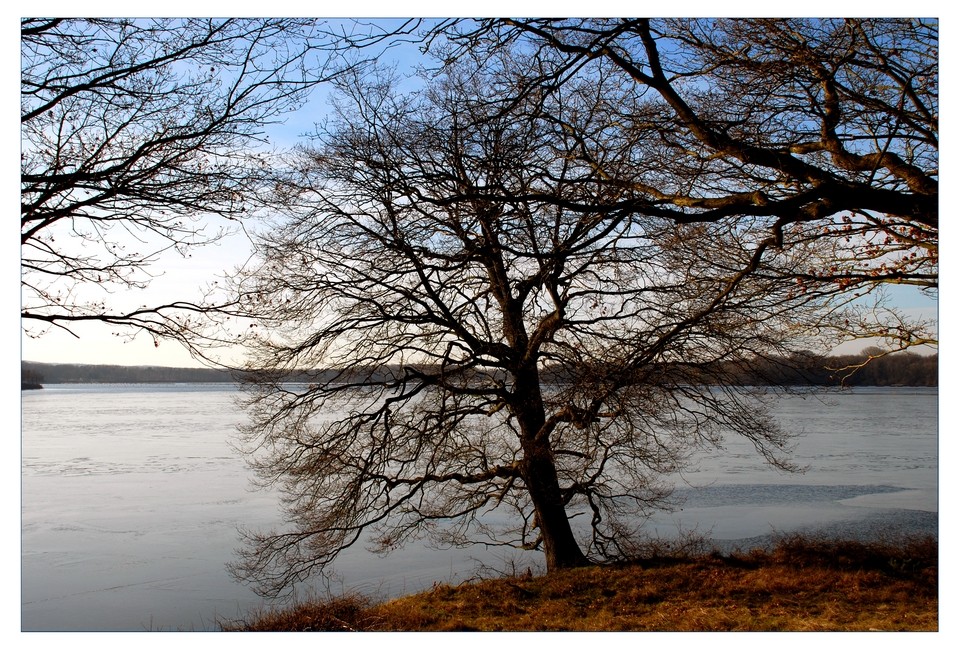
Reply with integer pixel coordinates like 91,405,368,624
13,9,945,369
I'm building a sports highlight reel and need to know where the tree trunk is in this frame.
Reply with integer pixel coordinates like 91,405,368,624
521,443,591,570
512,362,590,570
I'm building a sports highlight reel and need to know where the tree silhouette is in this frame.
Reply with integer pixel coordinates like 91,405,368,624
225,47,921,596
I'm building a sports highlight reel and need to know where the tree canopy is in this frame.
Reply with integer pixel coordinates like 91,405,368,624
227,19,936,597
431,19,937,295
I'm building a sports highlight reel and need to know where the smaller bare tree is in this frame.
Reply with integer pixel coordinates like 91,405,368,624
21,18,349,355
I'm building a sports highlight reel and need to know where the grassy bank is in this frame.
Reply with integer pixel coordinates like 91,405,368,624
224,534,937,632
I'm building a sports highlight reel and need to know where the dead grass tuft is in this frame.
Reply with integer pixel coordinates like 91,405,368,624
220,593,374,631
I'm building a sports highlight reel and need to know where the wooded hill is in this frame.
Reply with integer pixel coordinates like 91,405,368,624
21,350,937,388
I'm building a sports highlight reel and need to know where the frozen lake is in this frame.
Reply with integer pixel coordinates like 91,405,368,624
21,384,937,631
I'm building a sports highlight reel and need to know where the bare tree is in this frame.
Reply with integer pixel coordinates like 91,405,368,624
20,18,352,353
227,53,888,597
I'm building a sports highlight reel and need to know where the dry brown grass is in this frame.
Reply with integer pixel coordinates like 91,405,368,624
224,534,937,632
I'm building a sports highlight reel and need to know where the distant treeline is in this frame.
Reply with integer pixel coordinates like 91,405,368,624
22,350,936,388
718,350,938,387
21,361,236,385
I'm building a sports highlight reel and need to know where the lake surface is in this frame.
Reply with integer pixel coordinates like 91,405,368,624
21,384,938,631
